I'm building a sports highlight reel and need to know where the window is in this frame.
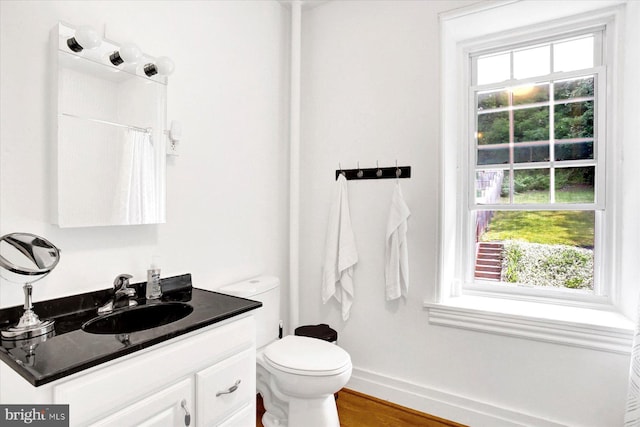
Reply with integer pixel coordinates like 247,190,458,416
429,2,636,354
467,32,606,304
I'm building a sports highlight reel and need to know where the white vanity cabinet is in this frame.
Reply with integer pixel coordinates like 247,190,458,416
0,315,256,427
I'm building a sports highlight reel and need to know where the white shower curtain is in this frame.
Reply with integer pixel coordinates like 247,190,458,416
117,128,156,224
625,297,640,426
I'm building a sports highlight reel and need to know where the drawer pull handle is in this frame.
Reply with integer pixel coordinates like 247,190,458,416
216,379,241,397
181,399,191,426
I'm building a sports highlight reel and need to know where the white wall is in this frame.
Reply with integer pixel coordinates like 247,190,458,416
298,1,636,426
0,0,290,327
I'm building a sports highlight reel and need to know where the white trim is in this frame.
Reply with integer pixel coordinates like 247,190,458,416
424,297,633,355
347,366,567,427
288,0,302,334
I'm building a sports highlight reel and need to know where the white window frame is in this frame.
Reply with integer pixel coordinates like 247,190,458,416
463,29,607,307
426,1,635,355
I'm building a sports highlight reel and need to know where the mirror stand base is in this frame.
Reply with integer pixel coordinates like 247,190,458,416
1,316,55,340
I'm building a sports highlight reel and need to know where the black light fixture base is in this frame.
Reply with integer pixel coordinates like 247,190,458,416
109,52,124,66
144,63,158,77
67,37,83,52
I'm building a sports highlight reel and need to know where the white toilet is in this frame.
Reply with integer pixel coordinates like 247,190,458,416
219,276,352,427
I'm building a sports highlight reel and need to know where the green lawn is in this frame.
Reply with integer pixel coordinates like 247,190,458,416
482,190,595,247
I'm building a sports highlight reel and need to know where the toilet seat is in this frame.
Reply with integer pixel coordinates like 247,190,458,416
263,335,351,377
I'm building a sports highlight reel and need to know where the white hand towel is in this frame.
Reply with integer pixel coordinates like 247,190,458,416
385,182,411,300
322,174,358,321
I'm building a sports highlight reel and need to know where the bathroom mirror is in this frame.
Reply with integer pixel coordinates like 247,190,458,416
53,23,168,227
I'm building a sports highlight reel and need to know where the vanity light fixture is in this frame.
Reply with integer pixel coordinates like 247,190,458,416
109,43,142,66
67,25,101,52
144,56,175,77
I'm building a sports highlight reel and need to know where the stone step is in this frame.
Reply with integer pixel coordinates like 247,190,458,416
478,249,502,255
478,242,503,248
476,253,502,261
474,271,501,280
475,264,502,273
475,242,503,281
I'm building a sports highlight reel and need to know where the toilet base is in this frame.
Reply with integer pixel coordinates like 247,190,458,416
289,396,340,427
257,362,342,427
260,394,339,427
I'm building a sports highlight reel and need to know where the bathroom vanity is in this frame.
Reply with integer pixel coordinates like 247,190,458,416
0,275,261,426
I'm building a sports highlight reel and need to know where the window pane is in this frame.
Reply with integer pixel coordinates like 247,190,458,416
555,167,595,203
554,101,594,139
514,107,549,142
475,170,508,204
513,169,549,203
514,143,549,163
513,84,549,106
478,90,509,110
514,107,550,163
475,210,594,290
477,111,509,145
477,53,510,85
477,146,509,165
553,37,594,72
554,77,594,100
513,45,550,79
555,140,594,161
477,110,510,166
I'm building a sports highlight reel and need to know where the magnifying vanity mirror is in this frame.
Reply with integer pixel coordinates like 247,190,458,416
0,233,60,340
52,22,171,227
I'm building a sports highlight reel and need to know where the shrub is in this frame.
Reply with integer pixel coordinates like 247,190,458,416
500,240,593,290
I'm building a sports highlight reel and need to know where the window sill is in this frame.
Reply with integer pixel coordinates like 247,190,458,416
424,296,634,354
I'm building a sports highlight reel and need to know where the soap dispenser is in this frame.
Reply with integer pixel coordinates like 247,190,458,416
146,256,162,299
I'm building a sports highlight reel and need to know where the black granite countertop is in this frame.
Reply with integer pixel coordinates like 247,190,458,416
0,274,261,387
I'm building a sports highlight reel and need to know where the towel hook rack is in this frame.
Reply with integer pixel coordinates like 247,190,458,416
334,163,411,181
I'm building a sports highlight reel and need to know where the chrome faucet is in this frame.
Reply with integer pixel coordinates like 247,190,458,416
98,274,138,314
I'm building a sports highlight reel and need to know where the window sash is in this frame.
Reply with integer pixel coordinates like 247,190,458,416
470,28,604,86
463,31,607,301
461,209,607,303
468,67,605,211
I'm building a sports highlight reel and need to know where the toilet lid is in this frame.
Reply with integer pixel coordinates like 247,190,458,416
263,335,351,376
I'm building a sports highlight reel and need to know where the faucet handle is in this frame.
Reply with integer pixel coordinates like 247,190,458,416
113,274,134,290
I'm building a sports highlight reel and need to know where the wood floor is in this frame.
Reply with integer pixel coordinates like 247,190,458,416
256,388,467,427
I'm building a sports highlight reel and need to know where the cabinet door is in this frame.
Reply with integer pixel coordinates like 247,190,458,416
217,404,253,427
196,348,255,427
89,378,194,427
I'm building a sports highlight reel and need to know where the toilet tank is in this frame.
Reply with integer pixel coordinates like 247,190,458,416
218,276,280,349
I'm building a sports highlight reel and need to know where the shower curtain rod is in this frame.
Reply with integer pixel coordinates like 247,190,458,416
61,113,152,134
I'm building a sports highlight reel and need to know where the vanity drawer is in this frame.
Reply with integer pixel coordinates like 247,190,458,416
195,348,256,426
87,377,194,427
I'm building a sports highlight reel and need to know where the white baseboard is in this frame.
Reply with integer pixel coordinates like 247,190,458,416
346,367,566,427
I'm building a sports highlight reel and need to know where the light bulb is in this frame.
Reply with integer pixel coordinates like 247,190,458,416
68,26,101,52
110,43,142,66
119,43,142,63
155,56,175,76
